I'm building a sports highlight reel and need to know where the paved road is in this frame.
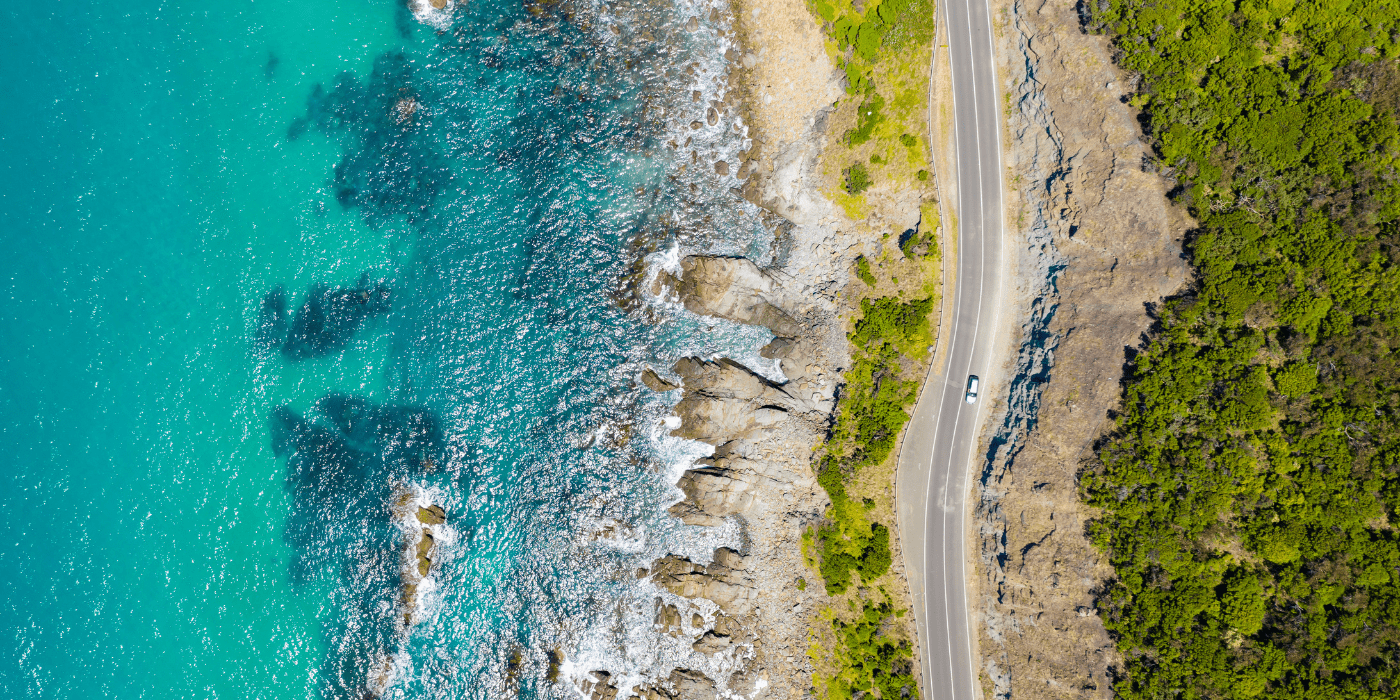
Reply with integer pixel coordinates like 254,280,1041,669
907,0,1006,697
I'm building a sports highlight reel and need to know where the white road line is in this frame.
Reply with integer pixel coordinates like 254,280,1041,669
921,0,1000,694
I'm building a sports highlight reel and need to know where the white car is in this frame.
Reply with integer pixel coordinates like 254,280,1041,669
964,375,979,404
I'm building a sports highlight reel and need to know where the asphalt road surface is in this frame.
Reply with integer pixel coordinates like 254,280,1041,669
914,0,1006,696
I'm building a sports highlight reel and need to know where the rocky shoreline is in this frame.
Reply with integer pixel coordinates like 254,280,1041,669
593,0,942,694
624,0,1201,697
626,250,856,700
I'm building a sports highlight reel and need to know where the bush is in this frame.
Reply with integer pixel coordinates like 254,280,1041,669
844,92,885,146
844,162,873,195
855,255,877,286
823,600,919,700
850,296,934,354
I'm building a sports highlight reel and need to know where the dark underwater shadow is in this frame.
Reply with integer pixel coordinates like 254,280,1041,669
256,275,393,362
287,52,452,231
271,394,445,698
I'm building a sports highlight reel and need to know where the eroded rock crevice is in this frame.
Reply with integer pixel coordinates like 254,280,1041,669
974,0,1190,697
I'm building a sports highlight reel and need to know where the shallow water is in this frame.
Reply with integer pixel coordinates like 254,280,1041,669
0,0,776,697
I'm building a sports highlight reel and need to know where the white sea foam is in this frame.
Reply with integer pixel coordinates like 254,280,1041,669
408,0,456,30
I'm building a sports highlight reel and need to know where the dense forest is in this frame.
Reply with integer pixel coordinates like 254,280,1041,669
1081,0,1400,697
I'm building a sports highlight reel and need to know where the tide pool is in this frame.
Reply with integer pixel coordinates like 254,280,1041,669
0,0,772,697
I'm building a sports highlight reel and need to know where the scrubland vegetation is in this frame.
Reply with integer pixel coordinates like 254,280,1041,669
803,216,940,700
807,0,936,218
1083,1,1400,697
796,0,949,694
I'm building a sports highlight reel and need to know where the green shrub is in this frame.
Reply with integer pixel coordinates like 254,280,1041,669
855,255,877,286
844,162,873,195
1083,0,1400,697
849,296,934,354
845,92,885,146
824,600,919,700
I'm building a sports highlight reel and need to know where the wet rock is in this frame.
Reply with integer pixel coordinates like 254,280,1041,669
653,255,802,337
580,671,619,700
394,96,418,123
641,367,679,392
667,669,718,700
759,336,795,358
692,630,732,654
547,648,562,684
714,160,729,176
656,602,683,635
415,530,434,576
416,504,446,524
650,548,755,611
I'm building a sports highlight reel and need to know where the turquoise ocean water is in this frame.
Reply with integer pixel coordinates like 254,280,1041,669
0,0,776,697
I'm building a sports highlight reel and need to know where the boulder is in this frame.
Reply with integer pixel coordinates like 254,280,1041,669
713,613,741,638
580,671,619,700
667,465,756,525
641,368,679,392
667,669,718,700
692,630,732,654
650,548,755,611
655,602,683,635
654,256,802,337
668,357,803,444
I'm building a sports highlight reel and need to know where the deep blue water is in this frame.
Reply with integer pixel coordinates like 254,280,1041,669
0,0,774,697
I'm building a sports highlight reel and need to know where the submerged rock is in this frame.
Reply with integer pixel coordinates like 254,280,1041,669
276,276,393,361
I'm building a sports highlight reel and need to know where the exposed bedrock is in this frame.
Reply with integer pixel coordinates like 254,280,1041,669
973,0,1191,697
652,255,803,337
668,356,815,444
651,548,756,612
639,248,839,699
